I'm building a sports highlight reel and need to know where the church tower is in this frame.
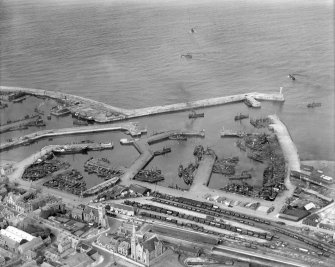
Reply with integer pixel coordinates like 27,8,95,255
98,205,107,228
131,221,137,260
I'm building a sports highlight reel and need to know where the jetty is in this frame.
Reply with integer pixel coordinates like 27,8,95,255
0,122,146,152
190,153,216,192
0,86,284,123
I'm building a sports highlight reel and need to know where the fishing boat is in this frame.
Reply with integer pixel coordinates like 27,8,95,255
181,53,192,59
51,106,71,116
73,119,88,126
234,113,249,121
307,102,321,108
288,74,296,80
153,147,172,156
189,110,204,119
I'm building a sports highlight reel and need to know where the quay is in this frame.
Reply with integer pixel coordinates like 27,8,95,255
0,115,40,134
0,122,146,152
190,154,217,193
0,86,284,123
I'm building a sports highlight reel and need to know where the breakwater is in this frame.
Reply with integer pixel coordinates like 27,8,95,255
0,122,146,152
0,86,284,123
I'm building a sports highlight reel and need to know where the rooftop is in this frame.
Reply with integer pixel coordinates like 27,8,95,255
0,226,34,243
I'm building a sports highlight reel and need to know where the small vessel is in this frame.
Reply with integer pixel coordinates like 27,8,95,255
181,53,192,59
73,119,88,126
234,113,249,121
228,171,252,181
12,96,27,103
307,102,321,108
51,106,71,116
154,147,172,156
178,164,183,177
190,28,196,33
288,74,296,80
53,146,88,155
247,152,264,163
188,110,204,119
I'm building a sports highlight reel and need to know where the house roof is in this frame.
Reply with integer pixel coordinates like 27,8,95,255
97,235,109,246
119,240,130,248
142,236,159,252
83,206,99,217
129,184,151,195
1,226,34,243
87,248,98,257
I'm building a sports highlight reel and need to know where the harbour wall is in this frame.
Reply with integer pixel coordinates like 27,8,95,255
1,86,285,123
0,122,144,152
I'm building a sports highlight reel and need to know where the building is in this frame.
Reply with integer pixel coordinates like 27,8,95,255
44,248,60,262
70,204,107,226
18,236,44,254
83,206,99,224
78,243,92,254
0,255,5,266
304,202,316,211
96,233,120,253
58,237,72,253
118,240,130,256
5,192,62,214
22,250,37,261
117,220,142,237
0,226,35,252
109,203,135,216
71,205,85,221
129,184,151,196
130,224,164,266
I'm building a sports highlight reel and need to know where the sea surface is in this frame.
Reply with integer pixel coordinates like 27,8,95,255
1,0,334,188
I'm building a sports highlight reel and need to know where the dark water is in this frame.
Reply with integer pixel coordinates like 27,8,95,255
1,0,334,188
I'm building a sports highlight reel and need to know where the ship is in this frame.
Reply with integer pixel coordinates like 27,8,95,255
220,127,247,138
189,110,204,119
181,53,192,59
72,112,95,122
50,106,71,116
154,147,172,156
236,140,247,151
12,95,27,103
134,169,164,183
288,74,296,80
247,152,264,163
234,113,249,121
53,146,88,155
228,171,252,181
73,119,88,126
307,102,321,108
178,164,183,177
